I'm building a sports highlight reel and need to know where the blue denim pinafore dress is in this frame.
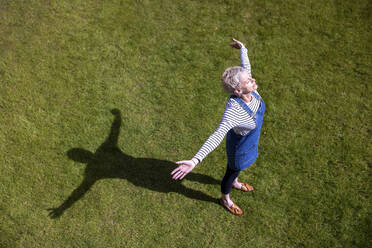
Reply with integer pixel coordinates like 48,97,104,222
226,91,265,171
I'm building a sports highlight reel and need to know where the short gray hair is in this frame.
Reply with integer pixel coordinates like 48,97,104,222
221,66,247,94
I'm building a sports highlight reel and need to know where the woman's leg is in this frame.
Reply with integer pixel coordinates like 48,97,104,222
221,166,240,206
232,177,242,189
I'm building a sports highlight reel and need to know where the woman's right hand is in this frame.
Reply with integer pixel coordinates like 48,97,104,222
171,159,198,180
230,38,245,49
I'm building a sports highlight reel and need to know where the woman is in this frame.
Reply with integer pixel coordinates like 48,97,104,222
171,38,265,215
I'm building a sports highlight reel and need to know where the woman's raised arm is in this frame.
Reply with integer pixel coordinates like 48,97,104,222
230,38,252,76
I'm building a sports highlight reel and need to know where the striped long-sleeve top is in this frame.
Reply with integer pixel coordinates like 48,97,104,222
193,47,261,162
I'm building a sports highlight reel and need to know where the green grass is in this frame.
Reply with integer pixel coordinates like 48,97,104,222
0,0,371,247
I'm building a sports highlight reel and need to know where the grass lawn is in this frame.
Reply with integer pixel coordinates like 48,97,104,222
0,0,371,247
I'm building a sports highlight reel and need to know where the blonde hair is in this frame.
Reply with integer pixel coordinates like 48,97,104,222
221,66,247,94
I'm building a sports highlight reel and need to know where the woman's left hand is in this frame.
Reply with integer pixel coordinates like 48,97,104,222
230,38,245,49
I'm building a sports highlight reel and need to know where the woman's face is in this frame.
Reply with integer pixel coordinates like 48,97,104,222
238,71,257,94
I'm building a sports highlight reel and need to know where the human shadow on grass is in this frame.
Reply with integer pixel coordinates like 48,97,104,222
48,108,219,218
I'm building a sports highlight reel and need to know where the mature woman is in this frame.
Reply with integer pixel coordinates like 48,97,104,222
171,38,265,215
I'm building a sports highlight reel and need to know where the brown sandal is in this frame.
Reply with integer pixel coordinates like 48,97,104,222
238,183,254,192
219,198,243,215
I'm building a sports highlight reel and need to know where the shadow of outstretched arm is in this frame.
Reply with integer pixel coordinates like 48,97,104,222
106,109,121,147
48,177,96,218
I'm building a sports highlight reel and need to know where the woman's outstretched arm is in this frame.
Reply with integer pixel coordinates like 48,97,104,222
172,102,240,180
